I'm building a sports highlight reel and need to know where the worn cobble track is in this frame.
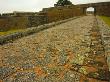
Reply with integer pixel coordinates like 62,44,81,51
0,16,109,82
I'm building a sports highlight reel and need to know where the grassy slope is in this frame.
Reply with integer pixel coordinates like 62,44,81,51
0,29,25,36
100,16,110,27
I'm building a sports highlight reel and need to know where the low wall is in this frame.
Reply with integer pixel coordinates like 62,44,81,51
0,15,48,31
28,15,48,27
44,6,82,23
0,16,28,31
0,5,82,31
0,17,79,45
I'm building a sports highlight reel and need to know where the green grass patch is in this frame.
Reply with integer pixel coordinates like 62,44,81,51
100,16,110,27
0,29,26,36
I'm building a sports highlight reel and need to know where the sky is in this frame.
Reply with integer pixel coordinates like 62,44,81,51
0,0,110,13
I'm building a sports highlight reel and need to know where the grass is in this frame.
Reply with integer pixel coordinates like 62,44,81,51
0,29,26,36
100,16,110,27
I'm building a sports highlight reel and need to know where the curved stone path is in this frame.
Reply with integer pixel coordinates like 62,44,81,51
0,16,109,82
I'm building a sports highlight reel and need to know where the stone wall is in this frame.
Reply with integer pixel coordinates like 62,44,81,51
0,17,77,45
42,6,82,23
0,15,48,31
76,2,110,16
0,1,110,31
0,18,9,31
28,15,48,27
0,16,28,31
0,6,81,31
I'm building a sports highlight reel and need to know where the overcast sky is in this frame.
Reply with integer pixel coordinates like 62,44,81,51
0,0,110,13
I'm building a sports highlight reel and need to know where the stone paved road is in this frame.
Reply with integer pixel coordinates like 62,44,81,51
0,16,109,82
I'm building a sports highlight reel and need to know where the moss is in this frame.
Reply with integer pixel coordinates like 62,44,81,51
84,79,89,82
87,72,99,78
100,16,110,27
79,67,87,75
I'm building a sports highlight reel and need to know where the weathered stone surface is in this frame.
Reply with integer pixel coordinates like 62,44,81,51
0,66,16,80
3,71,37,82
0,16,109,82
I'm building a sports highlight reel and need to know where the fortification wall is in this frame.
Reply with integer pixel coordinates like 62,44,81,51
44,6,82,23
0,6,81,31
0,16,28,31
0,15,48,31
28,15,48,27
0,17,78,45
96,5,110,16
0,2,110,31
76,2,110,16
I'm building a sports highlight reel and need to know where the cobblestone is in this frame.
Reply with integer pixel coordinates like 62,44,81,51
0,66,16,80
3,71,37,82
0,16,109,82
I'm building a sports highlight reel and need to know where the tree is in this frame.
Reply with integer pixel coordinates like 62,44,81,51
56,0,72,6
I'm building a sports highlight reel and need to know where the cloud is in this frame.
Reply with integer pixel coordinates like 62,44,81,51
0,0,37,13
72,0,110,4
87,7,94,11
0,0,110,13
35,0,57,11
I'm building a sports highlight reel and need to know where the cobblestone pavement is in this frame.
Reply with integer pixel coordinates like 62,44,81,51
0,16,110,82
